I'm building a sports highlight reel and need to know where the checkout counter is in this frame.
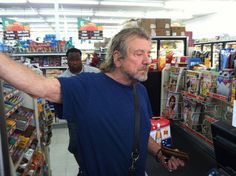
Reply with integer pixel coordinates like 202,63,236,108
145,123,217,176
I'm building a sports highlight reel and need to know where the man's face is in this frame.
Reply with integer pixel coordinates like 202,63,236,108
119,37,152,82
67,52,82,74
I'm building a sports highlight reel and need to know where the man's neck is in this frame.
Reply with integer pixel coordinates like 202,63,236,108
105,71,136,86
69,65,83,74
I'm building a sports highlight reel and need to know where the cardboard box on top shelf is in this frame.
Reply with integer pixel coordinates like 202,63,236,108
156,18,171,29
156,28,171,36
171,26,186,36
139,18,156,36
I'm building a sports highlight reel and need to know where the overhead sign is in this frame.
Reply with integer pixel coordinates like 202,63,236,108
78,30,103,40
2,17,30,40
77,18,103,40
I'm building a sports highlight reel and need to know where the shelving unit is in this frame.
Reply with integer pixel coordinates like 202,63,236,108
11,53,66,57
0,78,53,175
11,52,67,78
161,67,233,155
193,39,236,69
0,80,12,176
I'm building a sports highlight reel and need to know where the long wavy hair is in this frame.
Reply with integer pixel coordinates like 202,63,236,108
99,27,150,72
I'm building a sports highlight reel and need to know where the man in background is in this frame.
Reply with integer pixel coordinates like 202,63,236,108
58,47,100,175
60,48,100,77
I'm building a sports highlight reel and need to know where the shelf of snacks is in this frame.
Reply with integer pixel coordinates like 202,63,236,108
11,53,66,57
12,125,36,169
19,150,45,176
16,148,35,176
5,101,23,118
11,52,67,79
6,118,17,136
3,83,19,101
15,139,41,176
10,106,34,132
0,80,52,175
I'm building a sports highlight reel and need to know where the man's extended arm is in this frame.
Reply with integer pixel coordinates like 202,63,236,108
0,53,61,103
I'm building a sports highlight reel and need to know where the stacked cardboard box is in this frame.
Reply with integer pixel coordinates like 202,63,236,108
156,18,171,36
139,18,171,36
171,26,186,36
139,18,188,37
139,18,156,36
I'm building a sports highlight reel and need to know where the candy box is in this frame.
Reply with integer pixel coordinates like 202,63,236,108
150,117,172,147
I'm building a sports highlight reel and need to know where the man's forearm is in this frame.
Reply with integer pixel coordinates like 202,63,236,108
147,136,161,157
0,53,60,102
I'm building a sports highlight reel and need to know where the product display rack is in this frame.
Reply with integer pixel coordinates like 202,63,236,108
161,67,234,156
0,78,53,175
0,80,12,176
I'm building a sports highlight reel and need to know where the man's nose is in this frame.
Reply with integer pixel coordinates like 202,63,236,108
143,54,151,65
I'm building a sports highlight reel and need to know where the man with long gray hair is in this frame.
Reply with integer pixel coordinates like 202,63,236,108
0,27,184,176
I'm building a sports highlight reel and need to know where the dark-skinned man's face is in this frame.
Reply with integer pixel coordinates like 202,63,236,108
67,52,82,74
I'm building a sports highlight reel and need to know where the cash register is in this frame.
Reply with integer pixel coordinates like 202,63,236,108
208,120,236,176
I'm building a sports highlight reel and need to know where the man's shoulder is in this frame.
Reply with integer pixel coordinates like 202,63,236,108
59,69,75,77
83,65,100,73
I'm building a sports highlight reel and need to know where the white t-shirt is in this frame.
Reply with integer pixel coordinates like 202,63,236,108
59,65,100,78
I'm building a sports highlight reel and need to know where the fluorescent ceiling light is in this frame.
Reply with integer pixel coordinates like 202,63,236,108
0,10,37,16
46,18,77,23
95,11,144,18
0,0,26,3
145,10,192,19
100,1,164,7
39,10,93,16
30,28,54,32
29,0,99,5
12,18,45,23
165,1,224,14
91,19,125,24
30,23,51,28
28,0,54,3
59,0,99,5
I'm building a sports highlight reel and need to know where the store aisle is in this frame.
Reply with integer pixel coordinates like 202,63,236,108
50,126,78,176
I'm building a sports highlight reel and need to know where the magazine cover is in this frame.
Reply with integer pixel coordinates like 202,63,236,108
168,67,184,92
166,92,179,119
182,97,202,130
199,71,217,97
185,70,201,95
169,73,178,92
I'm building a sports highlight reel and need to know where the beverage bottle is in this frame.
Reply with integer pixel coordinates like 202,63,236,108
155,123,162,145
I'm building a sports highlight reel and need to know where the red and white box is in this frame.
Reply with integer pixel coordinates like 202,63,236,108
150,117,172,147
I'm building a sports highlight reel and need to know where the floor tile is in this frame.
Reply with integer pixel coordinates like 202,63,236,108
50,127,78,176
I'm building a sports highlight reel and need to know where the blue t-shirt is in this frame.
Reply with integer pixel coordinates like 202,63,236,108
57,72,152,176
